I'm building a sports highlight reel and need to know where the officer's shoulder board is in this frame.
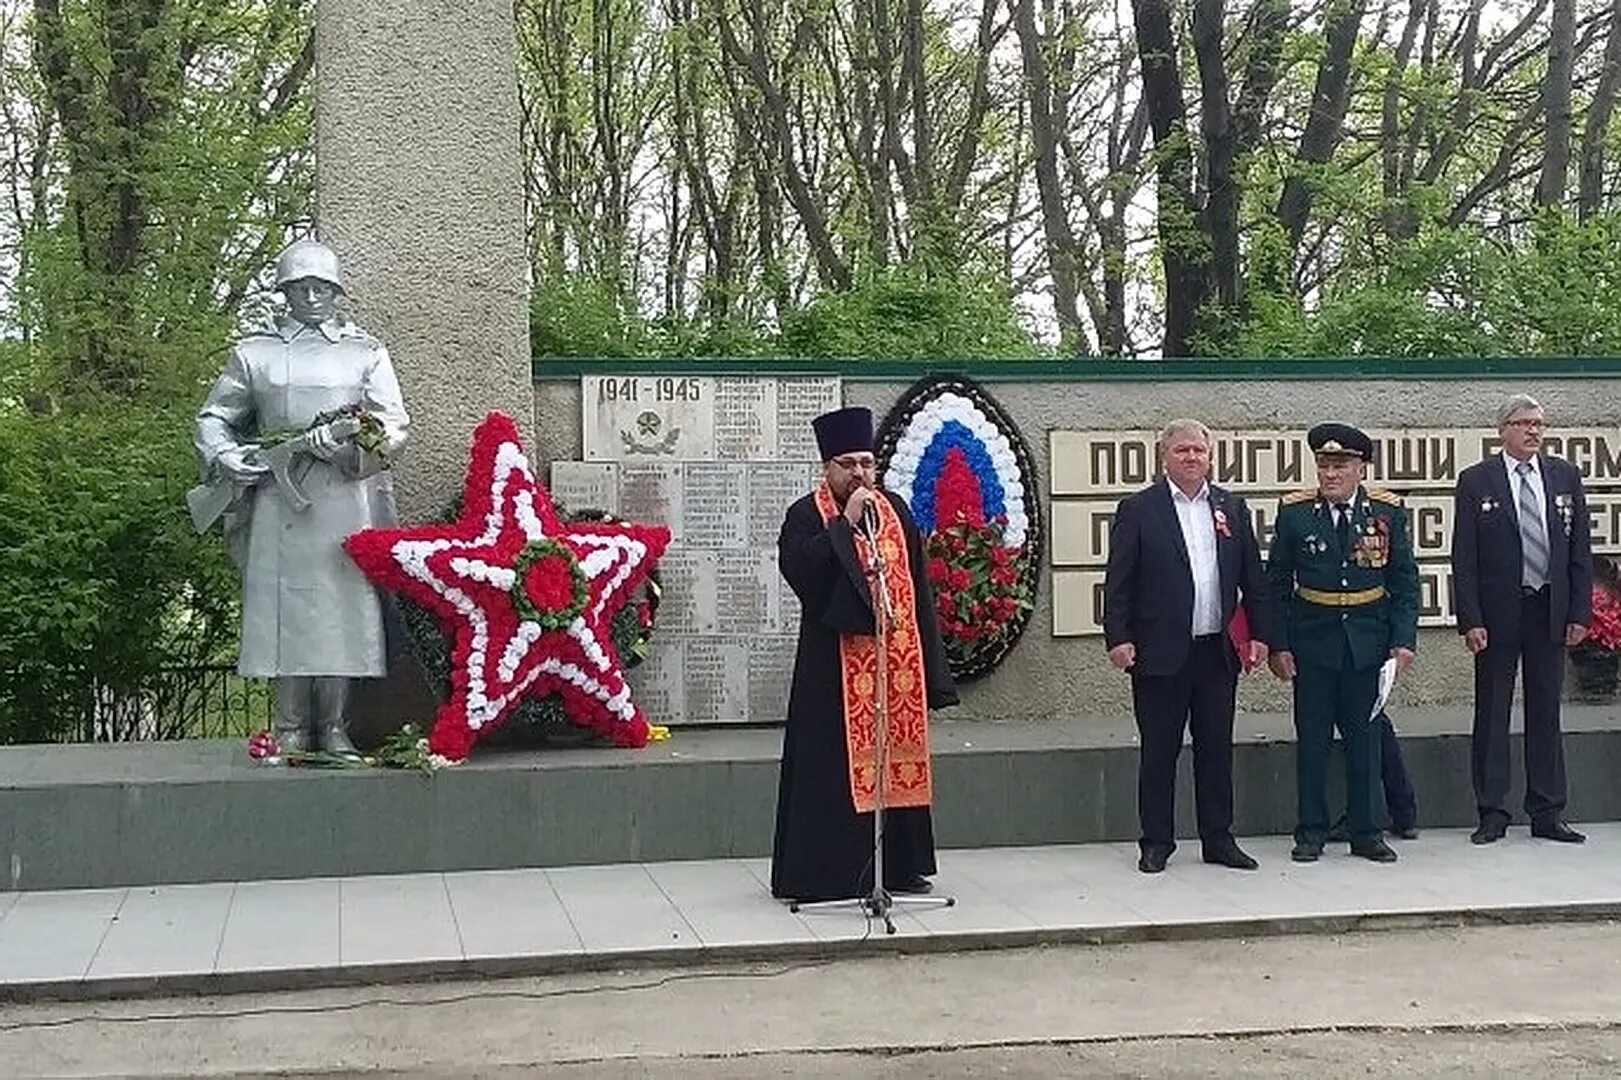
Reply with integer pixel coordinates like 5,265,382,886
1366,488,1403,506
1279,489,1317,506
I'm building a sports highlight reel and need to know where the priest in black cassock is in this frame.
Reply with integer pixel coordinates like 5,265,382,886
770,405,959,903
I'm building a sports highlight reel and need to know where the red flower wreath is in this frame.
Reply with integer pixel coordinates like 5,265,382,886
343,412,671,760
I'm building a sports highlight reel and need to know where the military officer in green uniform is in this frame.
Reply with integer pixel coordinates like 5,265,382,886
1265,423,1419,863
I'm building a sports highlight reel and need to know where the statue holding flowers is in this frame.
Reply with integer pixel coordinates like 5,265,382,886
192,239,410,761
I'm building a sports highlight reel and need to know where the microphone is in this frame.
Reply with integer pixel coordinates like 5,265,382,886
861,493,879,538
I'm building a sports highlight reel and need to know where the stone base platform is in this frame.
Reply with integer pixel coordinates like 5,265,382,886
4,707,1621,891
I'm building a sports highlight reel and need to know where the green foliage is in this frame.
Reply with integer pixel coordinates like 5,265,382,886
533,263,1046,360
1237,212,1621,357
531,276,654,358
775,268,1044,359
0,404,239,743
0,1,312,742
16,0,313,403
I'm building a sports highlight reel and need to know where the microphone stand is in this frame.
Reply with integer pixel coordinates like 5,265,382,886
791,496,955,935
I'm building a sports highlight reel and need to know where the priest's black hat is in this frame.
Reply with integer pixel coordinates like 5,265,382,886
812,406,874,461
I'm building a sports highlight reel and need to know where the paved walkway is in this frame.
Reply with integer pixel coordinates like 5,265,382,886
2,825,1618,1000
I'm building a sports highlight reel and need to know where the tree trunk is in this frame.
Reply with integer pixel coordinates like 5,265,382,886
1192,0,1238,318
1012,0,1091,354
1578,0,1621,219
1537,0,1576,207
1130,0,1205,357
1276,0,1366,251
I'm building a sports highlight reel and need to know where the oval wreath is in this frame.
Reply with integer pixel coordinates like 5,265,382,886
397,504,661,747
875,375,1043,682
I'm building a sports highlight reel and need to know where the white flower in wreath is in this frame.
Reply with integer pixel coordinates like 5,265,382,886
886,391,1031,548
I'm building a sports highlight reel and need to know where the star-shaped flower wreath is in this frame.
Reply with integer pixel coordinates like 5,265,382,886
344,412,671,760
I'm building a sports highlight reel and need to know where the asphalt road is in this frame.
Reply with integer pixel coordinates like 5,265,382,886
4,922,1620,1077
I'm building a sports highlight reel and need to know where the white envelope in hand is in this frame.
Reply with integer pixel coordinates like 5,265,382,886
1370,657,1398,723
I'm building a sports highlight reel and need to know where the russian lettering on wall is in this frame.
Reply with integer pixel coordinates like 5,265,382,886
1049,427,1621,636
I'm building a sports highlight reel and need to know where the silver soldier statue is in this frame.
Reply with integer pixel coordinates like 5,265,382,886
193,239,410,760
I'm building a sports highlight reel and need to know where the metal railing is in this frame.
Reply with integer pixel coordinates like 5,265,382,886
2,664,273,743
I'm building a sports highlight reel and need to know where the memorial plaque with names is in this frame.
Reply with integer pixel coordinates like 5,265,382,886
680,463,748,548
748,637,798,722
714,551,773,635
681,639,752,723
652,549,716,635
774,378,842,460
573,373,840,724
626,638,684,724
712,378,774,460
747,462,820,548
548,461,619,515
618,463,684,540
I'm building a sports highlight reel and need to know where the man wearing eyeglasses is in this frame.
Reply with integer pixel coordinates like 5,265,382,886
770,406,959,904
1452,394,1593,845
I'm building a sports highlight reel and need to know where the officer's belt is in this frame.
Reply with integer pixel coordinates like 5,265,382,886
1295,585,1386,607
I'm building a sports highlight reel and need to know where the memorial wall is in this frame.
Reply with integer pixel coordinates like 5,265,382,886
1047,426,1621,636
549,375,841,725
534,369,1621,723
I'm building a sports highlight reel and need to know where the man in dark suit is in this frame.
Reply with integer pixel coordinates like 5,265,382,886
1104,419,1270,874
1452,393,1592,845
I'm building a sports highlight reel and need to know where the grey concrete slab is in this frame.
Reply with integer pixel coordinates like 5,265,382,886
644,860,817,946
546,864,698,953
216,878,341,973
903,867,1037,936
0,888,124,983
4,785,126,891
430,770,543,872
932,750,1012,848
945,846,1149,928
533,766,636,866
630,762,734,862
723,760,779,859
338,874,461,967
4,827,1621,1001
443,869,583,960
8,717,1621,891
87,882,235,980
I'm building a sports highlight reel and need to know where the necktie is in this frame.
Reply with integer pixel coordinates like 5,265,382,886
1517,461,1549,587
1334,503,1351,555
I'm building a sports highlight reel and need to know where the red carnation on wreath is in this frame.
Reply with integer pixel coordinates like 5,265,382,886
343,412,672,761
925,512,1033,669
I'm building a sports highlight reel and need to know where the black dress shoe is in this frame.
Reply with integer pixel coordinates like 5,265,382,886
890,874,934,894
1471,819,1508,845
1531,820,1586,844
1387,824,1420,841
1351,838,1399,863
1202,840,1259,870
1290,841,1323,863
1138,848,1170,874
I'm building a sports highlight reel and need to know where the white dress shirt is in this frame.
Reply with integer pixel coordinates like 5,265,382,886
1503,451,1549,586
1168,479,1223,636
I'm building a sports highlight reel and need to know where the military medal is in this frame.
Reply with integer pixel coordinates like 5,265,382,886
1354,518,1390,568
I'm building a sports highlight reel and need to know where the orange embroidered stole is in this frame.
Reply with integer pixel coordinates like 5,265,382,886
814,482,934,812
